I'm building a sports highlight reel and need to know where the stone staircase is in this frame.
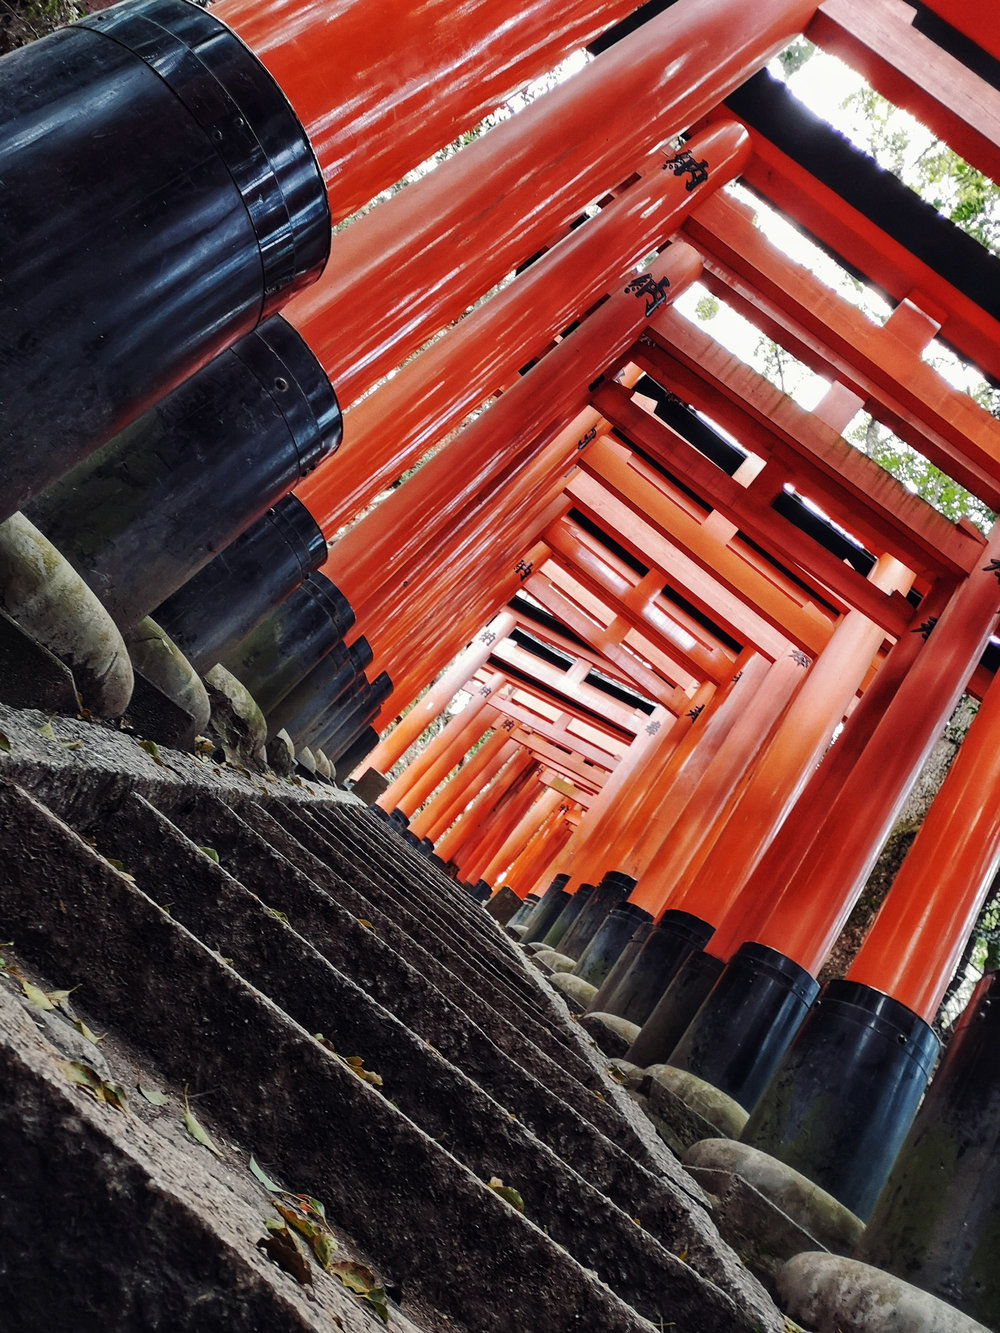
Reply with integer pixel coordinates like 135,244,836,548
0,701,786,1332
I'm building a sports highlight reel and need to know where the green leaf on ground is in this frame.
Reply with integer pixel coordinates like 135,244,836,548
0,730,11,753
73,1016,105,1044
182,1088,221,1157
198,846,220,863
137,1079,169,1107
38,720,57,740
22,980,56,1011
249,1155,283,1193
487,1177,524,1212
138,738,166,766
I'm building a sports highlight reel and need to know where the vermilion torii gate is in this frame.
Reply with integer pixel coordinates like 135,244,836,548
5,0,1000,1323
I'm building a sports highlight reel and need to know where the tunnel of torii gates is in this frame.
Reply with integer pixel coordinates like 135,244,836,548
6,0,1000,1316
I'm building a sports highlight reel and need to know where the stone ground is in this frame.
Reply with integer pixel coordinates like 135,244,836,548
0,701,799,1332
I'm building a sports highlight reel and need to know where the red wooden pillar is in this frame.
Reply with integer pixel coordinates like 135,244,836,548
409,727,509,842
556,698,693,889
454,755,538,879
361,610,515,776
667,555,914,929
433,741,523,864
378,688,501,817
628,651,804,914
299,121,750,534
847,664,1000,1020
481,787,566,887
501,807,574,899
285,0,817,404
325,243,702,616
665,530,1000,1126
379,537,554,732
214,0,651,224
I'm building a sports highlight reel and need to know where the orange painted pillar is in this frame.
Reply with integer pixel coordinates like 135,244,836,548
555,699,691,888
502,808,574,898
325,243,702,615
377,537,554,732
379,690,502,817
362,611,515,776
569,671,739,888
408,726,508,841
299,122,749,533
628,651,804,913
667,555,914,929
663,533,1000,1119
454,755,539,878
846,661,1000,1021
481,787,566,886
214,0,649,224
433,741,523,864
523,820,578,899
285,0,816,404
709,575,956,960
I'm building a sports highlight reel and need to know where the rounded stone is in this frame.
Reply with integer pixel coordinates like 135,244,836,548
645,1065,749,1139
125,617,210,736
0,513,134,716
548,973,598,1013
777,1252,991,1333
684,1138,864,1254
577,1011,641,1058
531,949,576,974
204,663,267,769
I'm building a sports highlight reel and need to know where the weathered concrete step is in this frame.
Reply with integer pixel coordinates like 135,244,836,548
0,981,383,1333
318,805,558,1025
126,788,753,1291
0,780,737,1333
329,805,544,983
270,804,568,1052
216,796,645,1151
78,790,775,1329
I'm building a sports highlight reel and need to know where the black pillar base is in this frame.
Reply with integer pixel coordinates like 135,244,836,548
743,979,938,1219
626,949,724,1068
541,882,596,951
573,902,653,990
861,972,1000,1326
558,870,638,959
667,942,819,1111
505,892,540,933
590,909,716,1026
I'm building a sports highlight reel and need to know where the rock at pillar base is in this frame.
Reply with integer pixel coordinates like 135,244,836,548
683,1138,864,1256
265,728,296,776
204,664,267,770
777,1253,990,1333
578,1011,641,1058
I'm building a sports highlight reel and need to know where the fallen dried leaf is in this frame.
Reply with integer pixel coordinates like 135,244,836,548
137,1079,169,1107
182,1087,222,1157
487,1177,525,1213
257,1222,313,1289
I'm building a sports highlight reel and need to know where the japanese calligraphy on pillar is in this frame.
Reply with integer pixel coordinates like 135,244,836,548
624,273,671,316
662,148,710,191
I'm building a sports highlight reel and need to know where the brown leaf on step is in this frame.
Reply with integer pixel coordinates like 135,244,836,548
257,1222,313,1288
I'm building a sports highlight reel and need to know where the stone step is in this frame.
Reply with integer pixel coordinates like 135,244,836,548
0,781,662,1333
80,788,777,1329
